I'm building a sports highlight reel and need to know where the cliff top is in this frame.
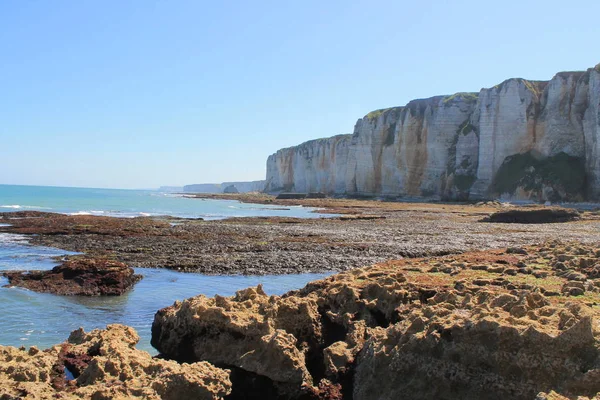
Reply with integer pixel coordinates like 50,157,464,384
360,66,595,125
266,63,599,163
364,107,402,120
269,133,353,156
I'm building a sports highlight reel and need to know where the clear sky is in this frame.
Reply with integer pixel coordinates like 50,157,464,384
1,0,598,189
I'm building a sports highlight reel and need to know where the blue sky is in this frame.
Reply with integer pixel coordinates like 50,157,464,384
1,0,599,189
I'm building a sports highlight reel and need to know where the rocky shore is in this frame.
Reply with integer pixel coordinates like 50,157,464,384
3,198,600,398
2,198,600,275
153,240,600,399
1,241,600,398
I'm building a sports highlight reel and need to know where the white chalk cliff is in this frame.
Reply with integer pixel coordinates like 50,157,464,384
184,180,266,194
265,64,600,202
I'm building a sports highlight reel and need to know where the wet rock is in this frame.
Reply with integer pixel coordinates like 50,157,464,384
483,208,580,224
2,257,142,296
507,247,528,255
277,193,308,200
2,200,600,276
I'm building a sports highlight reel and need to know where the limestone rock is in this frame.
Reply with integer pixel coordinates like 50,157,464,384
152,241,600,399
266,64,600,202
152,286,316,398
184,180,266,194
0,324,231,399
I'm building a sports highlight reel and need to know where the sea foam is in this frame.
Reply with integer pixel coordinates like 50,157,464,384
0,205,51,210
0,232,28,244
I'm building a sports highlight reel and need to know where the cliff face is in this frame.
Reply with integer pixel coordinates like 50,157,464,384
266,65,600,202
222,180,267,193
266,134,352,195
183,180,266,193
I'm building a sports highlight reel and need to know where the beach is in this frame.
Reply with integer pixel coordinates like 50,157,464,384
2,196,600,275
3,193,600,399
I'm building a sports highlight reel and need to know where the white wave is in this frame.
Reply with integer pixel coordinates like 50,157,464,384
68,210,110,216
0,205,53,210
0,232,29,244
139,212,152,217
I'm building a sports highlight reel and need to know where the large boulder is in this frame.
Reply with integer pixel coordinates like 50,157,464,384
152,286,318,398
483,207,581,223
0,324,231,399
3,257,142,296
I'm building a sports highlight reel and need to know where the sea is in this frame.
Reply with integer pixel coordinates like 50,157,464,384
0,184,331,219
0,184,333,352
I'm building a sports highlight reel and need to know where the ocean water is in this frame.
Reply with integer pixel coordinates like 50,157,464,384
0,185,333,352
0,233,329,352
0,184,332,219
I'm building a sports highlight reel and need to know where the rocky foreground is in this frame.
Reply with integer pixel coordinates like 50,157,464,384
2,241,600,399
0,324,230,399
152,241,600,399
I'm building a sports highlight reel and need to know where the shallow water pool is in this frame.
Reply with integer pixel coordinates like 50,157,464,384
0,233,330,353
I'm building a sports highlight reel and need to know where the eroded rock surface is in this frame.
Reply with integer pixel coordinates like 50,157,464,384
153,242,600,399
266,64,600,202
5,207,600,275
3,257,142,296
0,324,231,399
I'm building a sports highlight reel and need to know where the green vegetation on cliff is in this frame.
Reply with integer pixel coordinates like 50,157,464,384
442,92,478,105
365,108,391,120
457,119,476,136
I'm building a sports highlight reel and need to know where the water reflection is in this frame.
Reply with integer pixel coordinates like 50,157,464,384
0,235,331,353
